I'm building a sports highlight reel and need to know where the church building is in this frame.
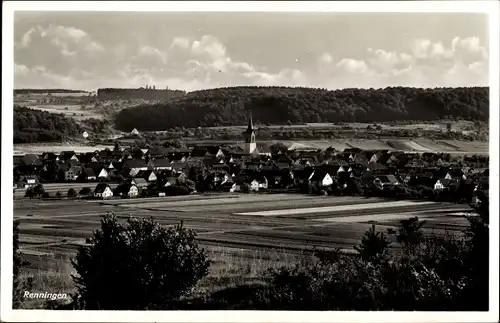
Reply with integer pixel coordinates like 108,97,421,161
243,109,257,154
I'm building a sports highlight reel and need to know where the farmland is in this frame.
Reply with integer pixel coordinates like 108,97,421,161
15,193,474,270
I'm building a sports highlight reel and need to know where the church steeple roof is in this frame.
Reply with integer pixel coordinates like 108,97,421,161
246,108,254,133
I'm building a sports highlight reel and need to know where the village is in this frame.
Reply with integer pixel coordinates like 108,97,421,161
13,114,489,205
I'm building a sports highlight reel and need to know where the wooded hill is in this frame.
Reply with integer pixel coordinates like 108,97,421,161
114,86,489,131
14,106,83,143
97,88,186,101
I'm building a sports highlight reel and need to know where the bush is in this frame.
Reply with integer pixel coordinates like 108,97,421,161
55,191,62,198
13,220,33,309
256,195,490,311
67,188,76,197
70,213,211,310
78,187,92,195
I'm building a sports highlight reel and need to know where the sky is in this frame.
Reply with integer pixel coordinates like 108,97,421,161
13,11,490,92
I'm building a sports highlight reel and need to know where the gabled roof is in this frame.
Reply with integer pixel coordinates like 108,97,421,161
115,183,137,194
309,170,331,181
123,159,147,169
94,183,111,193
59,151,77,160
82,168,96,177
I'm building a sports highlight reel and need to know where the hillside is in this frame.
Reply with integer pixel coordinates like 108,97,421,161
114,86,489,131
97,88,186,101
14,105,84,143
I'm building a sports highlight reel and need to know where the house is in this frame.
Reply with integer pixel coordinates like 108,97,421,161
59,151,79,163
433,178,451,191
220,182,237,192
373,175,400,189
149,158,172,170
131,128,140,136
79,168,97,181
65,166,83,181
205,146,225,158
136,170,157,183
21,154,43,167
309,170,334,187
126,177,148,189
248,174,268,190
93,183,113,199
122,159,148,176
115,183,139,198
17,175,39,188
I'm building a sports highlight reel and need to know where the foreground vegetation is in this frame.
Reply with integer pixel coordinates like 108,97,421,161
14,190,489,310
115,86,489,131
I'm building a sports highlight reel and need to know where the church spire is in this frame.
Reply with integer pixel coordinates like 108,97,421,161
247,108,254,132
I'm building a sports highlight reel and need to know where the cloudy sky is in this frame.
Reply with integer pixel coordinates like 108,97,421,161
14,11,489,91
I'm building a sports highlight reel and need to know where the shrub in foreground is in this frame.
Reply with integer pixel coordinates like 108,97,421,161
13,220,32,309
70,213,211,310
260,198,489,311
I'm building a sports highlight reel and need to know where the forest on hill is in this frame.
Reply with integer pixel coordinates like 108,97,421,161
14,106,83,143
97,88,186,101
114,86,489,131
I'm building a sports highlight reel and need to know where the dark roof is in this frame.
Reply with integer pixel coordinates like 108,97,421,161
59,151,77,160
94,183,111,193
151,158,171,167
82,168,96,177
115,183,137,194
367,162,387,170
123,159,147,169
310,170,331,182
22,154,43,166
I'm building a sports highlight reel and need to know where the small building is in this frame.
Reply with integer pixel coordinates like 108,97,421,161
93,183,113,199
115,183,139,198
79,168,97,181
373,175,400,189
309,170,334,187
433,178,451,191
65,166,83,181
17,175,39,188
131,128,140,136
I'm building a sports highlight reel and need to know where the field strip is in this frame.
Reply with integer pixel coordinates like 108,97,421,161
316,212,424,223
117,195,334,209
234,201,437,217
150,198,382,213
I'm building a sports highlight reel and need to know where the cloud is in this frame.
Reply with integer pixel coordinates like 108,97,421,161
16,24,105,61
170,37,190,49
335,58,368,74
317,36,488,88
14,30,488,91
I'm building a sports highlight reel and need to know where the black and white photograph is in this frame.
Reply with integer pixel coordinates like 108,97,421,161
1,1,499,322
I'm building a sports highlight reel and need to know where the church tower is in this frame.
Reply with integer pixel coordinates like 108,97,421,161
244,109,257,154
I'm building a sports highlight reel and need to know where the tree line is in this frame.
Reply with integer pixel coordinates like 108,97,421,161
14,106,83,143
97,88,186,101
114,86,489,131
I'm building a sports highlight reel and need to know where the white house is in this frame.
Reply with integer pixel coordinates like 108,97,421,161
115,183,139,198
131,128,140,136
309,171,334,187
93,183,113,199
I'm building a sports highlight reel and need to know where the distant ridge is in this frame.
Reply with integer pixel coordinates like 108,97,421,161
14,89,89,94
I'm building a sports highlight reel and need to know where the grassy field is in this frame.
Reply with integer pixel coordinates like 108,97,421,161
18,245,300,309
